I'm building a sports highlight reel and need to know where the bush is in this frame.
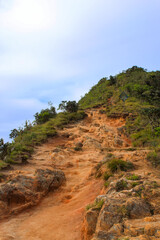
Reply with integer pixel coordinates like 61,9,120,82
86,199,104,211
116,180,128,191
0,160,8,170
34,105,56,124
6,111,86,164
147,150,160,167
126,174,140,180
103,172,112,181
58,101,79,113
108,159,134,173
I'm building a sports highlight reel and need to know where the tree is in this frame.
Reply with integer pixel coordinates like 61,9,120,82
34,104,57,124
0,138,11,160
9,129,19,139
58,101,79,113
109,75,117,85
141,107,160,130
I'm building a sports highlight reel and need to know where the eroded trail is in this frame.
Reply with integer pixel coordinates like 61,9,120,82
0,109,133,240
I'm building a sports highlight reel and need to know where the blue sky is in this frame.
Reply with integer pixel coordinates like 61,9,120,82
0,0,160,141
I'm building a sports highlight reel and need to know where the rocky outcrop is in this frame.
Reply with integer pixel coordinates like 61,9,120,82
82,175,160,240
0,169,65,219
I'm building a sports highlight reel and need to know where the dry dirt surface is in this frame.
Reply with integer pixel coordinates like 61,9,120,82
0,108,144,240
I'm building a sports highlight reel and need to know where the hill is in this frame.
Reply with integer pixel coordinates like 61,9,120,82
0,66,160,240
79,66,160,150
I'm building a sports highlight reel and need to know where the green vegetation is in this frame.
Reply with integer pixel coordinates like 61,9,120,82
107,159,134,173
1,66,160,168
0,98,85,165
147,149,160,167
34,103,57,124
103,172,112,181
116,179,128,191
79,66,160,149
0,160,8,170
86,199,104,211
58,101,79,113
131,182,140,188
104,181,110,188
126,174,140,181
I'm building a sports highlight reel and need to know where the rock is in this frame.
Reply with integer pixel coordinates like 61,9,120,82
65,162,74,168
0,201,9,217
79,127,90,133
75,142,83,148
0,169,65,219
83,138,101,149
125,198,151,219
114,138,123,147
83,209,100,240
35,169,65,192
96,198,126,232
96,230,117,240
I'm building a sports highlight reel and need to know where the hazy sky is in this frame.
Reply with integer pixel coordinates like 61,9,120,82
0,0,160,141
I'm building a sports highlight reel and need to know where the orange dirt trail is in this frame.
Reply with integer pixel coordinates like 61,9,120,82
0,109,132,240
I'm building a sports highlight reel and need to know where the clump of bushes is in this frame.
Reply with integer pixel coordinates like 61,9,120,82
107,159,134,173
116,179,128,191
58,101,79,113
147,149,160,167
34,104,57,124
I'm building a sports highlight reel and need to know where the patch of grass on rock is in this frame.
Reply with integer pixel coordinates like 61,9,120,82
107,159,134,173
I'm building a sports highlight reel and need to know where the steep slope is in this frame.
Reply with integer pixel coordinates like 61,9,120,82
0,66,160,240
0,107,132,240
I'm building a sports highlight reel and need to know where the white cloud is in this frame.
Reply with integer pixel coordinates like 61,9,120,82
0,0,55,33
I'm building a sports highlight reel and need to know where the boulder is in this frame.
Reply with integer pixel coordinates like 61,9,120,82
0,169,65,219
126,198,151,219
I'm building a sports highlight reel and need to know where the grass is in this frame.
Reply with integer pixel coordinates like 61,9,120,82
103,172,112,181
79,66,160,149
5,111,86,164
107,159,134,173
116,180,128,191
104,181,110,188
126,174,140,181
86,199,104,211
0,160,8,170
147,149,160,167
131,182,140,188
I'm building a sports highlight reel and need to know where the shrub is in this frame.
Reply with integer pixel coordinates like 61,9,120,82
6,111,86,164
131,182,140,187
116,180,128,191
108,159,134,173
104,181,110,188
127,174,140,180
86,199,104,211
0,139,11,160
34,105,56,124
74,146,82,151
103,172,112,181
147,150,160,167
0,160,8,170
58,101,79,113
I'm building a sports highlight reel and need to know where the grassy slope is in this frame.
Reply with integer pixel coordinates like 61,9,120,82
6,111,86,164
79,66,160,149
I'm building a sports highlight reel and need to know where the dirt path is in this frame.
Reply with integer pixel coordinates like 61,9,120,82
0,109,139,240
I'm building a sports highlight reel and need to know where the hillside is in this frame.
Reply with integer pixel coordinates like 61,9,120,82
79,66,160,149
0,66,160,240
